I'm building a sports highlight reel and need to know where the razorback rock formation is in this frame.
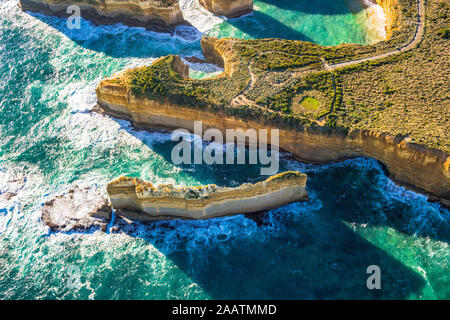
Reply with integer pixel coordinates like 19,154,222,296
107,172,308,221
41,186,112,232
95,34,449,206
199,0,253,18
18,0,186,31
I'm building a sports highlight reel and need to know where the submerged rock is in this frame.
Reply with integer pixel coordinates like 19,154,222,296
41,186,112,232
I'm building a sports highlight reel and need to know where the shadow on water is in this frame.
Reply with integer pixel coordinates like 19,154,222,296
114,199,427,299
27,12,202,59
101,125,450,299
306,164,450,245
222,10,315,41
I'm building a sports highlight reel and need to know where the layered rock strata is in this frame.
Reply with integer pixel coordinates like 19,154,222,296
18,0,186,31
41,186,112,232
95,51,449,206
107,172,308,221
199,0,253,18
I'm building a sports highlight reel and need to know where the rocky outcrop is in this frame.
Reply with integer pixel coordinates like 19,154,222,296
41,186,112,232
18,0,186,31
0,192,17,201
107,172,308,221
358,0,399,39
199,0,253,18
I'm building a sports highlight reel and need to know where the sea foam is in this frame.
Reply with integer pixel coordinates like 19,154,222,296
362,0,388,42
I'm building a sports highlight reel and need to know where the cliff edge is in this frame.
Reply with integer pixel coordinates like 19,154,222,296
18,0,186,31
96,0,450,207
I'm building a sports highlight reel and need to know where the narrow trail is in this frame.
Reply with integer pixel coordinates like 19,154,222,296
229,0,425,117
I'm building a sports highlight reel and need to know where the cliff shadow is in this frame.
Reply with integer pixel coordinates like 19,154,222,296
26,11,203,59
113,120,271,187
103,124,445,299
305,161,450,245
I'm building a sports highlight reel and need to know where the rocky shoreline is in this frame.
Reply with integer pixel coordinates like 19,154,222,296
18,0,256,30
41,186,112,232
199,0,253,18
19,0,187,31
96,91,449,207
95,39,449,206
40,172,308,231
107,172,308,221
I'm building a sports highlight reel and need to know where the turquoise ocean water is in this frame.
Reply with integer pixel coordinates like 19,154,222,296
0,0,448,299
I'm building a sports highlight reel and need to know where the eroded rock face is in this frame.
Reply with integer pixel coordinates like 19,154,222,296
199,0,253,18
106,172,308,221
0,192,17,201
18,0,186,31
41,186,112,232
356,0,399,39
95,48,449,206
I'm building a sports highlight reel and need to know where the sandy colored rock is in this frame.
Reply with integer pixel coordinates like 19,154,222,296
18,0,186,31
95,52,449,205
107,172,308,221
95,0,448,206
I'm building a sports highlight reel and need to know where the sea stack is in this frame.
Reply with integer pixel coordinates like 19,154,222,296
199,0,253,18
18,0,187,31
107,172,308,221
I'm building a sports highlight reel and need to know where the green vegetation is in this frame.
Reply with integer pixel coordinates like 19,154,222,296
253,52,322,71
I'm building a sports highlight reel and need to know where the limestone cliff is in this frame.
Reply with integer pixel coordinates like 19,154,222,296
107,172,308,221
199,0,253,18
41,186,112,232
376,0,400,39
18,0,186,31
359,0,399,39
95,52,449,206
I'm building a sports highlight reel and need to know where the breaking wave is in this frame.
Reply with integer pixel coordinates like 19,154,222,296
0,0,447,300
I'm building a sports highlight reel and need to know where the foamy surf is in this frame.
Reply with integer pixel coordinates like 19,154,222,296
1,0,449,300
178,0,225,34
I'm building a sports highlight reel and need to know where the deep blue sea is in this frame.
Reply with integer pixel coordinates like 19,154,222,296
0,0,448,299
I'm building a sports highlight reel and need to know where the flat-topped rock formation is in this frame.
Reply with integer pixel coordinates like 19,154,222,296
19,0,186,31
200,0,253,18
41,186,112,232
107,172,308,221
